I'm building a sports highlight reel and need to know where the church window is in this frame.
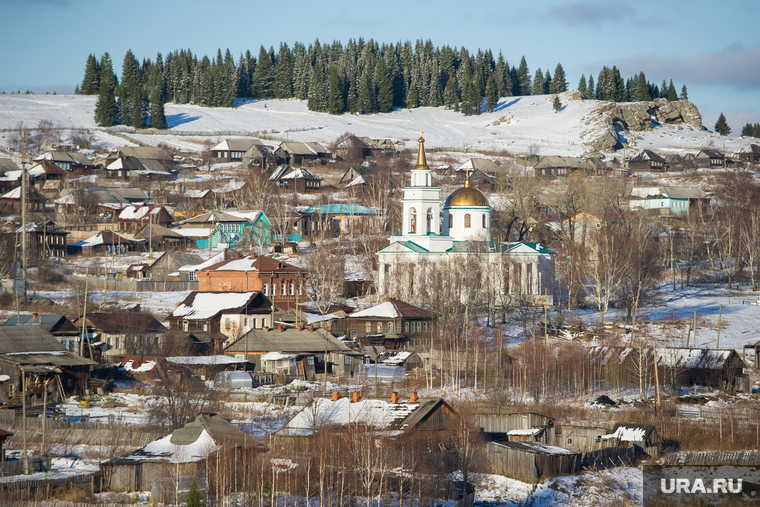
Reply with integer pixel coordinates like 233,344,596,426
482,214,487,228
426,208,432,233
410,208,417,233
448,214,453,228
464,214,471,228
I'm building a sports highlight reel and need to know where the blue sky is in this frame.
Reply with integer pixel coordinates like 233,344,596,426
1,0,759,133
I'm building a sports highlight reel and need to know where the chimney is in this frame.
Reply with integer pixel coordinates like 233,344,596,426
307,324,314,332
263,326,269,332
332,391,340,401
296,324,303,331
277,324,284,332
352,391,361,403
32,313,38,320
391,392,399,404
410,391,418,403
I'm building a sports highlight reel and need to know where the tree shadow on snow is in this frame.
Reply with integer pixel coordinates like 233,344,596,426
167,113,201,128
494,97,521,112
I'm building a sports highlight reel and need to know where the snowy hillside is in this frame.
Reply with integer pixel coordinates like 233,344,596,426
1,92,757,158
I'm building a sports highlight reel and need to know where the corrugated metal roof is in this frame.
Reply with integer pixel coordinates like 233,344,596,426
0,326,67,354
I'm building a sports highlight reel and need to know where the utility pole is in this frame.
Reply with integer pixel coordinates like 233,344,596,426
21,367,28,475
21,128,28,292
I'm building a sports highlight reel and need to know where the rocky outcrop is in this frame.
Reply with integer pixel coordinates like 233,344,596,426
585,99,704,152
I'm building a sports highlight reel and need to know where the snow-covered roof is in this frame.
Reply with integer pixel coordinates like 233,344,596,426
121,358,157,372
137,429,218,463
345,175,366,187
261,352,293,361
170,227,212,238
118,205,163,221
507,428,543,436
602,426,647,442
349,299,432,320
380,351,412,364
169,291,260,321
167,355,247,365
279,397,419,437
280,167,322,181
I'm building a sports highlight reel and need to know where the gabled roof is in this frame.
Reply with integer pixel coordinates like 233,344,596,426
490,440,579,456
149,251,204,269
114,146,172,162
180,210,254,225
661,187,708,200
211,139,262,153
106,156,147,171
350,299,434,320
457,158,501,173
628,149,666,163
0,326,67,354
604,422,657,442
200,254,305,274
69,230,136,247
534,156,591,170
167,291,269,321
33,160,68,175
242,143,282,160
118,205,169,222
82,313,166,334
269,165,293,181
134,223,186,240
280,167,322,181
68,152,95,166
696,149,724,159
2,314,78,335
504,242,552,255
184,189,214,199
0,158,20,173
225,327,349,354
304,204,379,215
655,347,744,370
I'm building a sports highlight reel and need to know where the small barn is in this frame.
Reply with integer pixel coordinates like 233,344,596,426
602,423,661,457
486,441,580,483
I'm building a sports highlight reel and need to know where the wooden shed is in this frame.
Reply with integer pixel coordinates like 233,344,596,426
486,441,580,483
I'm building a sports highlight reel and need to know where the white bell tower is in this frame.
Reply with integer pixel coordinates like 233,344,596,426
402,136,441,236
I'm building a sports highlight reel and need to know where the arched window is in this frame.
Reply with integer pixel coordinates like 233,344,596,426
388,322,393,332
464,214,471,228
426,208,432,234
377,322,383,333
263,284,268,296
289,283,294,295
482,214,487,228
410,208,417,233
281,282,286,295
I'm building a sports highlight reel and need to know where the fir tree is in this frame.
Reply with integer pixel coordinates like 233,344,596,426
532,68,544,96
552,95,562,112
81,54,100,95
754,124,760,138
375,57,394,112
405,76,419,109
307,58,326,112
485,75,498,112
587,74,595,99
715,113,731,135
680,84,688,101
578,74,587,98
273,42,293,99
666,79,678,101
148,54,168,129
660,80,668,99
543,69,552,95
741,123,754,137
327,66,344,114
443,76,458,109
551,63,567,94
252,46,275,99
427,66,443,108
119,50,145,127
517,56,531,95
94,52,117,126
186,479,206,507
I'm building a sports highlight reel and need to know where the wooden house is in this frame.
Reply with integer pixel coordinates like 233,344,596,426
182,189,216,211
736,144,760,164
627,149,667,172
75,313,167,363
346,299,435,348
210,139,262,162
533,156,593,178
117,205,174,234
0,326,96,398
695,149,725,168
133,224,193,252
0,158,20,175
223,325,350,380
144,252,204,281
456,158,502,181
6,221,69,260
338,166,365,185
655,347,746,390
277,142,331,166
102,413,265,494
172,201,205,221
0,186,47,215
241,143,284,169
34,151,95,174
302,203,381,236
109,146,173,169
1,313,80,352
67,230,142,256
166,291,274,348
176,210,272,249
0,165,47,195
276,167,322,193
476,412,555,442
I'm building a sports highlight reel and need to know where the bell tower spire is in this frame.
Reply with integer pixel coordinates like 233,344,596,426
413,132,428,170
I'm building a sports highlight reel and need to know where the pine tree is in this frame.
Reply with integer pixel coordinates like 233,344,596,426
612,66,626,102
680,84,688,101
405,76,419,109
578,74,587,98
274,42,293,99
427,67,443,108
552,95,562,112
543,69,552,95
517,56,531,95
443,76,458,110
81,54,100,95
666,79,678,101
741,123,754,137
94,53,117,126
551,63,567,94
119,50,145,127
532,68,544,96
587,75,595,99
485,75,498,112
633,72,650,102
237,53,250,99
715,113,731,135
754,124,760,138
660,80,668,99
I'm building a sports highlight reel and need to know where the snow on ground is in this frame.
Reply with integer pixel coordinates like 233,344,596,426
0,454,100,483
2,93,756,161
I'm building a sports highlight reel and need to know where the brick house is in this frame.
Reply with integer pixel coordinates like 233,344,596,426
346,299,435,348
196,254,307,309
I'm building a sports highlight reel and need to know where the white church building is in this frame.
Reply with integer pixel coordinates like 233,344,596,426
377,137,553,307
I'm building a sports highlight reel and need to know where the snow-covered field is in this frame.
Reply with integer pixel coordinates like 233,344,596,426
2,93,758,162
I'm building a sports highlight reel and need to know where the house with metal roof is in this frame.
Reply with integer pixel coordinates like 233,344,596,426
627,149,667,172
274,167,323,193
2,313,80,352
176,210,271,249
34,151,95,174
241,142,284,169
74,313,167,362
277,142,331,166
347,299,435,347
695,149,726,168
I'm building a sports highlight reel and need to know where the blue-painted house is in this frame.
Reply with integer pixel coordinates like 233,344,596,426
175,210,272,249
630,186,709,215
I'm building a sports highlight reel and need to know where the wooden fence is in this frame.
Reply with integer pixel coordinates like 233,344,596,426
61,275,197,292
663,450,760,466
0,472,97,501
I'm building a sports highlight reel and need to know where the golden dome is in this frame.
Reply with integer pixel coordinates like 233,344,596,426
445,186,489,207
